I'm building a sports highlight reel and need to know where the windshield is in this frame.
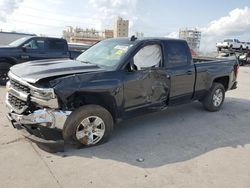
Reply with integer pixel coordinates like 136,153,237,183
9,37,29,47
76,39,135,69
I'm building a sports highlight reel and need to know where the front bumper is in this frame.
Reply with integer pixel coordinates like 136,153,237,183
6,109,72,152
7,108,71,130
7,113,64,152
231,81,238,90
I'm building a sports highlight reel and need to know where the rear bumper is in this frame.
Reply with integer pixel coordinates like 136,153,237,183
7,113,65,153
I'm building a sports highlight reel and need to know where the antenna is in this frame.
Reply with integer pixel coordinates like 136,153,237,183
130,35,137,41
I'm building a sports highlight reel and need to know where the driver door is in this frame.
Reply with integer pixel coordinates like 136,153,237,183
20,38,47,62
123,42,170,115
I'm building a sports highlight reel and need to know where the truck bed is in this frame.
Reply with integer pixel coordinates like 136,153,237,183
194,58,238,94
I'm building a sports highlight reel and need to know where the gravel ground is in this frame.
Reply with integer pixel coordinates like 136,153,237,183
0,66,250,188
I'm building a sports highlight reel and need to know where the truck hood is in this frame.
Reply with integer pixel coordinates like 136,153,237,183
10,59,105,83
0,45,16,50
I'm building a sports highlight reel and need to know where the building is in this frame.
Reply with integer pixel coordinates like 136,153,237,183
62,17,129,44
0,31,36,45
63,26,101,43
63,26,112,45
179,28,201,51
113,17,129,38
103,29,114,39
135,32,144,38
69,37,101,45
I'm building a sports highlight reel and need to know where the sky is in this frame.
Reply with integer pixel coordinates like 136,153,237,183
0,0,250,51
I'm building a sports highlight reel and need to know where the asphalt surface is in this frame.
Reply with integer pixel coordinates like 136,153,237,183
0,66,250,188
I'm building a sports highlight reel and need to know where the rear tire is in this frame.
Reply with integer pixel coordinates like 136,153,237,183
202,83,225,112
63,105,114,147
0,62,12,86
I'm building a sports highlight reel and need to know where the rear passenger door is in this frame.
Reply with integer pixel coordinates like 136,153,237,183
46,39,70,59
164,41,196,105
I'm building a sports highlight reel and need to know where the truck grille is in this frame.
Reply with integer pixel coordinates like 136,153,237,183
7,76,30,114
10,79,30,94
6,72,58,114
8,93,28,111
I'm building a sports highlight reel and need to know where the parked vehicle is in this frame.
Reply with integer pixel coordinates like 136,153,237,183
238,53,250,66
216,52,236,59
0,36,83,85
5,37,239,150
216,39,242,51
242,42,250,50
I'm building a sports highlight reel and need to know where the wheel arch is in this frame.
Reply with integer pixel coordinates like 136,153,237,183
213,76,229,91
0,56,18,65
67,92,119,123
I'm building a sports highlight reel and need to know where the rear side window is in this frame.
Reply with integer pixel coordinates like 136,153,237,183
48,40,65,51
165,41,188,65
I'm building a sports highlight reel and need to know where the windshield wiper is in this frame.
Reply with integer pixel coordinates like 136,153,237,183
79,60,94,65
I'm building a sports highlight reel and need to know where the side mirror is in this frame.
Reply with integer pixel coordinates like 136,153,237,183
22,44,28,52
22,43,32,52
128,61,137,72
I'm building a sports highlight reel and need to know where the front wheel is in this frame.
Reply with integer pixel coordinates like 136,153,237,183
202,83,225,112
63,105,114,147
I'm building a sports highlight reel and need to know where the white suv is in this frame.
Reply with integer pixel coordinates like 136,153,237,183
216,39,243,50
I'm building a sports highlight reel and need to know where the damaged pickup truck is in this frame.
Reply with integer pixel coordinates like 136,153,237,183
5,37,239,149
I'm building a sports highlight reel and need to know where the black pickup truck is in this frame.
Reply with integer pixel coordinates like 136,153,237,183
5,37,239,149
0,36,83,85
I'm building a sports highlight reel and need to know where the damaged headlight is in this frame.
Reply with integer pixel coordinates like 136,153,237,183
30,88,56,100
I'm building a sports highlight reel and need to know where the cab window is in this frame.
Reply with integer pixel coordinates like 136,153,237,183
48,40,65,51
24,39,45,50
165,41,188,65
133,44,162,70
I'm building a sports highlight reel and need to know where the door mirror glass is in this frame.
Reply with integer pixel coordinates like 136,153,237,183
126,61,138,72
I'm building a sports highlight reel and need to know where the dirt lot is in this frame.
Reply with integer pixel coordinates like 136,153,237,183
0,67,250,188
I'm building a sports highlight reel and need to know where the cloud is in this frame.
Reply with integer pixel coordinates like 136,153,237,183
200,6,250,51
0,0,102,36
0,0,23,22
89,0,138,31
202,7,250,36
165,7,250,52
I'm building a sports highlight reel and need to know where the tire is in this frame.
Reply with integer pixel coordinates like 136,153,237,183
202,83,225,112
241,61,245,66
247,58,250,64
0,62,12,86
63,105,114,147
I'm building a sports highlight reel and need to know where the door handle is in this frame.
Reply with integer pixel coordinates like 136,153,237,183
187,70,193,75
165,74,170,79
